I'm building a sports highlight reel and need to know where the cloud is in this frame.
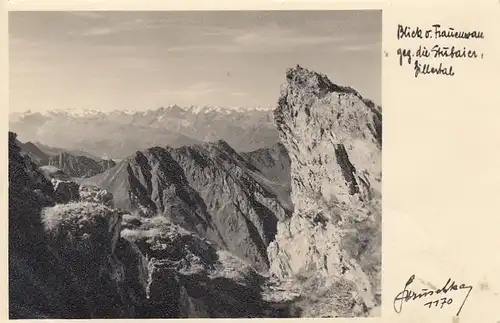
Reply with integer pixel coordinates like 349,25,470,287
66,11,106,20
155,81,219,99
230,91,248,97
339,42,381,52
232,25,342,48
9,38,50,61
164,24,368,54
165,44,223,53
69,13,379,57
188,81,217,92
77,18,156,36
76,16,236,38
10,62,53,75
9,38,43,51
91,44,139,53
81,26,116,36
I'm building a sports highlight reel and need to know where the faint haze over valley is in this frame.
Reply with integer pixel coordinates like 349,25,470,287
9,10,381,113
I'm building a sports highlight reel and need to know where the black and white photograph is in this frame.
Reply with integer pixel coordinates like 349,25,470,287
8,10,382,318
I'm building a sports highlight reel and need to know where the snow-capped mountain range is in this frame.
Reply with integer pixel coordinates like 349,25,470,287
11,105,274,120
9,105,279,159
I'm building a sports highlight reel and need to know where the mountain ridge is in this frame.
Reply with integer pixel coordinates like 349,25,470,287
15,139,116,179
80,139,292,272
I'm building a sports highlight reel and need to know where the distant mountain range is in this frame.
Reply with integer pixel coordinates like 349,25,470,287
9,105,279,159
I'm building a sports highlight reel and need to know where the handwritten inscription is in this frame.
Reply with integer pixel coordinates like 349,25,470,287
393,274,473,316
397,24,484,40
396,24,485,77
424,297,453,309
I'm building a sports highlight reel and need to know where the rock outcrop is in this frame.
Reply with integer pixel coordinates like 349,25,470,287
117,214,293,318
39,202,139,318
48,151,116,178
267,66,382,317
83,141,292,272
51,179,80,203
79,185,115,207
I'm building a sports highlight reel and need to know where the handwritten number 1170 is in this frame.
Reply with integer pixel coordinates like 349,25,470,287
424,297,453,309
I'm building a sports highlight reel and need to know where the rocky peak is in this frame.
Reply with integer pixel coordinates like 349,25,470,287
267,66,381,316
273,65,381,208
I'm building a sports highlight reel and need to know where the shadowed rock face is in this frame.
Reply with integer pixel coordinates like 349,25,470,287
51,179,80,203
267,66,382,317
9,133,296,319
83,141,292,272
118,215,295,318
9,132,54,251
48,152,116,178
241,142,292,189
15,138,116,179
9,132,84,318
9,132,140,319
16,139,50,165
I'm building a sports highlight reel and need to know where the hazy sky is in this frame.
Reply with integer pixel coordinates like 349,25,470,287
9,10,381,113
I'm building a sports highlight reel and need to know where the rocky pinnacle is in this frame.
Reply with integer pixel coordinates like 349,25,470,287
268,66,382,316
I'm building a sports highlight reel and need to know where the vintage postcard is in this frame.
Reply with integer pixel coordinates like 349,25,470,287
2,1,499,322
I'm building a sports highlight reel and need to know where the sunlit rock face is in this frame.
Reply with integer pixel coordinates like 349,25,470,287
267,66,382,317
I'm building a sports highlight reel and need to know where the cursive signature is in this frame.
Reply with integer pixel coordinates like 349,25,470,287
393,274,473,316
